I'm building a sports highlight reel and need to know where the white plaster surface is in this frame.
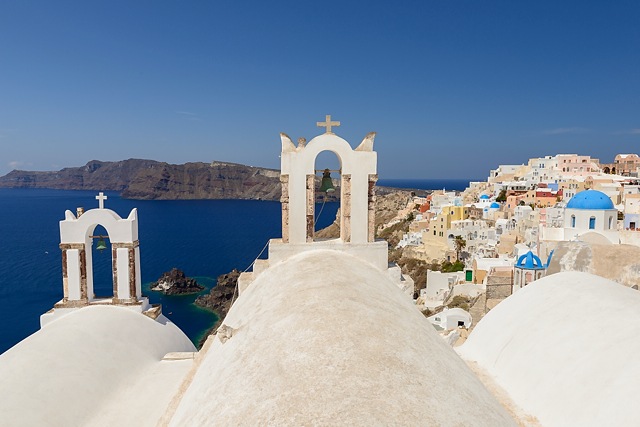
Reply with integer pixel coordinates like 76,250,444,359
268,237,389,271
168,250,515,426
458,271,640,426
0,306,195,427
60,207,139,243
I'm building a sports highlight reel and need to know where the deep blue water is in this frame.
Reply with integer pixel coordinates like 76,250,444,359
0,188,339,353
378,178,479,192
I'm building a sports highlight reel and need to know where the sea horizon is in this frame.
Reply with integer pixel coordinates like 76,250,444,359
378,178,481,192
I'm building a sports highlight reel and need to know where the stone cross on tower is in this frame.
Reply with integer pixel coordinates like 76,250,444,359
316,115,340,134
96,192,107,209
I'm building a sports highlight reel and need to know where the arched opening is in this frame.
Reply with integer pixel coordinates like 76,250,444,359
313,150,342,238
603,167,610,174
608,216,613,229
571,215,576,228
589,217,596,229
87,224,113,300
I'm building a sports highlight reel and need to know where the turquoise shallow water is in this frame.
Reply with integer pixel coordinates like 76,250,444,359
142,277,219,346
0,188,338,352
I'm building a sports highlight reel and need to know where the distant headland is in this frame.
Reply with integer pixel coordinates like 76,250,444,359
0,159,430,200
0,159,283,200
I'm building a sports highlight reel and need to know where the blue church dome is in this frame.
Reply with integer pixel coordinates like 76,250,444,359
516,251,545,270
490,202,500,209
566,190,614,210
479,194,490,200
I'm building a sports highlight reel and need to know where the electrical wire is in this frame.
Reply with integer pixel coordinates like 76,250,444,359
315,197,327,223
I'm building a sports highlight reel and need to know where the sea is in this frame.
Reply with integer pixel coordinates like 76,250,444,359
0,178,475,354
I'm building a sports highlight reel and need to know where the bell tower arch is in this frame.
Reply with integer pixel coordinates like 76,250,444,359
280,125,378,244
45,192,149,325
237,117,415,295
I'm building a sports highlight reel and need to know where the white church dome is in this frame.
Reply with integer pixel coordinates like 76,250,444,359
458,271,640,426
168,249,515,426
0,306,195,426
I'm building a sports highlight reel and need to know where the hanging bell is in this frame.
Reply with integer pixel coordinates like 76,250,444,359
319,169,336,193
96,237,108,252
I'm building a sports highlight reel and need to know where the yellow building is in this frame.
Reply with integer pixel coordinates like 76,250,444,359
559,179,588,201
426,205,468,241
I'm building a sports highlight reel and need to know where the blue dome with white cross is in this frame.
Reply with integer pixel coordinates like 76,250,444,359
566,190,614,210
516,251,545,270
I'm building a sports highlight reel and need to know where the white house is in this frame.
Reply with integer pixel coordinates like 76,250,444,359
428,307,473,330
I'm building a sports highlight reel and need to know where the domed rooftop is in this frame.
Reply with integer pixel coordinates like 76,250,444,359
566,189,614,210
516,251,545,269
169,250,515,426
479,194,490,200
490,202,500,209
458,272,640,426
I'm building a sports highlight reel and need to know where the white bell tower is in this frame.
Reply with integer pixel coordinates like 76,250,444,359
238,117,390,294
41,192,151,326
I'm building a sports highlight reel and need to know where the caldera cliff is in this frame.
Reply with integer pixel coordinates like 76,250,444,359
0,159,282,200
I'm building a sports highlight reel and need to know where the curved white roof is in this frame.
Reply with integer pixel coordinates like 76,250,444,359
0,306,195,427
566,189,615,210
168,250,515,426
458,272,640,426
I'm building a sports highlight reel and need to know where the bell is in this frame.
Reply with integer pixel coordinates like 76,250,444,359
319,169,336,194
96,238,108,252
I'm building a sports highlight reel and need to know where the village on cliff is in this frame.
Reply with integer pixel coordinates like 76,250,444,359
385,153,640,339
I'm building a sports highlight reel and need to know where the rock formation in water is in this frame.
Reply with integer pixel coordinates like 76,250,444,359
194,269,238,315
151,268,204,295
194,269,240,345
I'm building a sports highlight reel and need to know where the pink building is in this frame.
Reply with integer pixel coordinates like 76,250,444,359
556,154,601,177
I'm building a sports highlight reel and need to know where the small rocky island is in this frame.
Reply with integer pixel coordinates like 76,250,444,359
151,268,204,295
195,269,239,316
195,269,240,344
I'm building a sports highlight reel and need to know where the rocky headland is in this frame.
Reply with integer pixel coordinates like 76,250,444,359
0,158,425,201
151,268,204,295
194,269,240,342
0,159,283,200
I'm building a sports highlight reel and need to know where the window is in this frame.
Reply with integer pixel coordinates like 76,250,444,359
608,216,613,229
571,215,576,227
589,217,596,229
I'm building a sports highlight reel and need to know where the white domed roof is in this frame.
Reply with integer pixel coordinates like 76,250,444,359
0,306,195,426
458,272,640,426
168,250,515,426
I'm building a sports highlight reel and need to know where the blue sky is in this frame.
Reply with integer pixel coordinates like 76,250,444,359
1,0,638,179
